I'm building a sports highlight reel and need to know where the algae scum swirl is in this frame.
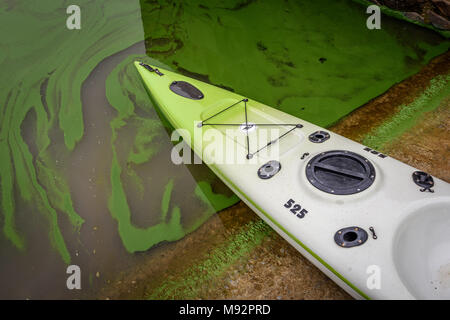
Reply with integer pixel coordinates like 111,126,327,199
0,0,448,298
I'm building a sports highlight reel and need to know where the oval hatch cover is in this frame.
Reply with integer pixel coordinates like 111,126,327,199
305,150,375,195
169,81,204,100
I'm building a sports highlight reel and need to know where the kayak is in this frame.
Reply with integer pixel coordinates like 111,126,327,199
134,61,450,300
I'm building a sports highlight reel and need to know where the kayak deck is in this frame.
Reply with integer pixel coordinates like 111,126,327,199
135,61,450,300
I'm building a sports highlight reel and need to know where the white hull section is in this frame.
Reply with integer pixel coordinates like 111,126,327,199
194,106,450,300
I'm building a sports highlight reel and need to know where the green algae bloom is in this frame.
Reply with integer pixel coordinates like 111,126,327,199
0,0,448,298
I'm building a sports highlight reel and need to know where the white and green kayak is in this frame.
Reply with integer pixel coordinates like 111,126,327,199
135,61,450,300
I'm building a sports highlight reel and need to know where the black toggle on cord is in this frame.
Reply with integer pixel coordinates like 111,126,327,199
198,99,303,160
140,62,164,76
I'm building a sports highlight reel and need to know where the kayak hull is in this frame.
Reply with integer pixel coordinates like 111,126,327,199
135,61,450,300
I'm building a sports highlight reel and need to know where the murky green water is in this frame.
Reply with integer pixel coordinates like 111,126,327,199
141,0,448,127
0,0,448,298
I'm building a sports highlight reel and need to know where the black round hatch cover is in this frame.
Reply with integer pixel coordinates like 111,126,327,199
169,81,204,100
305,150,375,195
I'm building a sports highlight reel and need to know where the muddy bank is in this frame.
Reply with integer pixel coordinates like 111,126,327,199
330,50,450,141
369,0,450,30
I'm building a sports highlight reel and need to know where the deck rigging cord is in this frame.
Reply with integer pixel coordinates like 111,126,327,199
198,98,303,159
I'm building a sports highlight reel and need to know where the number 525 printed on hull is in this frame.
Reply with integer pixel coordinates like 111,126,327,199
284,199,309,219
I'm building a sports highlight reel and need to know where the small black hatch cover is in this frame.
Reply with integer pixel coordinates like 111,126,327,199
170,81,204,100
